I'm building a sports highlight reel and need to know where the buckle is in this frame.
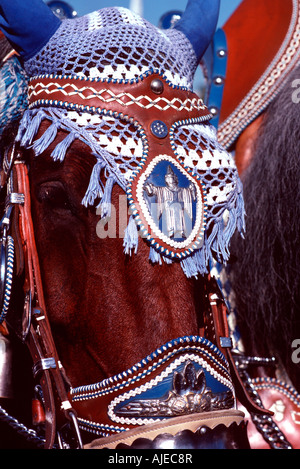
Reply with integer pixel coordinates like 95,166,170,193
32,357,57,378
7,192,25,205
57,410,83,449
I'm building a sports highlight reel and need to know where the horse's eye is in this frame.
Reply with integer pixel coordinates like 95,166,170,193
37,182,72,213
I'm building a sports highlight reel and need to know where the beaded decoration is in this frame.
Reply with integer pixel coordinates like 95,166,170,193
70,335,236,437
15,7,245,277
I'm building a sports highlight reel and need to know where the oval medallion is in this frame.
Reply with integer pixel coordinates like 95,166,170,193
127,154,207,259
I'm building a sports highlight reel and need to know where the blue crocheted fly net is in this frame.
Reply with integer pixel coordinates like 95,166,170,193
15,7,245,278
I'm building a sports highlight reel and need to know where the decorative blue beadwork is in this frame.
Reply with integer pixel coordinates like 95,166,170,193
150,120,169,139
70,335,230,400
0,236,15,324
16,6,246,279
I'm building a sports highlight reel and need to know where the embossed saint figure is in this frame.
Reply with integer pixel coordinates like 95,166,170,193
144,165,197,239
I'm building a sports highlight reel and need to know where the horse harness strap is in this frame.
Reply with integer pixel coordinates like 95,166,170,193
3,152,82,449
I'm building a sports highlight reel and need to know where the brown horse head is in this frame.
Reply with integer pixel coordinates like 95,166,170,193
0,1,251,449
26,122,201,387
2,1,243,383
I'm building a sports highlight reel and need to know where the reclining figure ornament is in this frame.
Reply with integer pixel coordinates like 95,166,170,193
116,361,234,418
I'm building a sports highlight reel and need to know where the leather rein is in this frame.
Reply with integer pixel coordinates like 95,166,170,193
0,145,83,449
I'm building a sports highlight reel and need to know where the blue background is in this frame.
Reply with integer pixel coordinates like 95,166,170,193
62,0,242,29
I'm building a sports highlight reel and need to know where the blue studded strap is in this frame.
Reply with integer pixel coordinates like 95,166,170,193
203,28,228,128
0,236,14,324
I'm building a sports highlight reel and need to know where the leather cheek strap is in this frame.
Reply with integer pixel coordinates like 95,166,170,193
13,161,82,449
205,275,273,417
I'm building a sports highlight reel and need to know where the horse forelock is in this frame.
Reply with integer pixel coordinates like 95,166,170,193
229,65,300,390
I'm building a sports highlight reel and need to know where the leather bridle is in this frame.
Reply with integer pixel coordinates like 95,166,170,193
0,76,272,449
0,144,82,449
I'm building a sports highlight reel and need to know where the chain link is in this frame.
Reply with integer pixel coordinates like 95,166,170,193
238,367,293,449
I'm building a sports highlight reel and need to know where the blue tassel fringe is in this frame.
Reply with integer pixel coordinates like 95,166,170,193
32,122,58,156
97,174,116,218
123,215,139,255
14,108,246,279
51,132,77,162
82,160,106,208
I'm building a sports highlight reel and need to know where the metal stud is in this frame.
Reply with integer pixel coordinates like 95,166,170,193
150,78,164,95
209,106,219,116
217,49,227,58
214,76,224,85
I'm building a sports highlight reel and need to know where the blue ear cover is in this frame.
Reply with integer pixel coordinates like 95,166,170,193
0,0,61,61
174,0,220,61
0,0,219,63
